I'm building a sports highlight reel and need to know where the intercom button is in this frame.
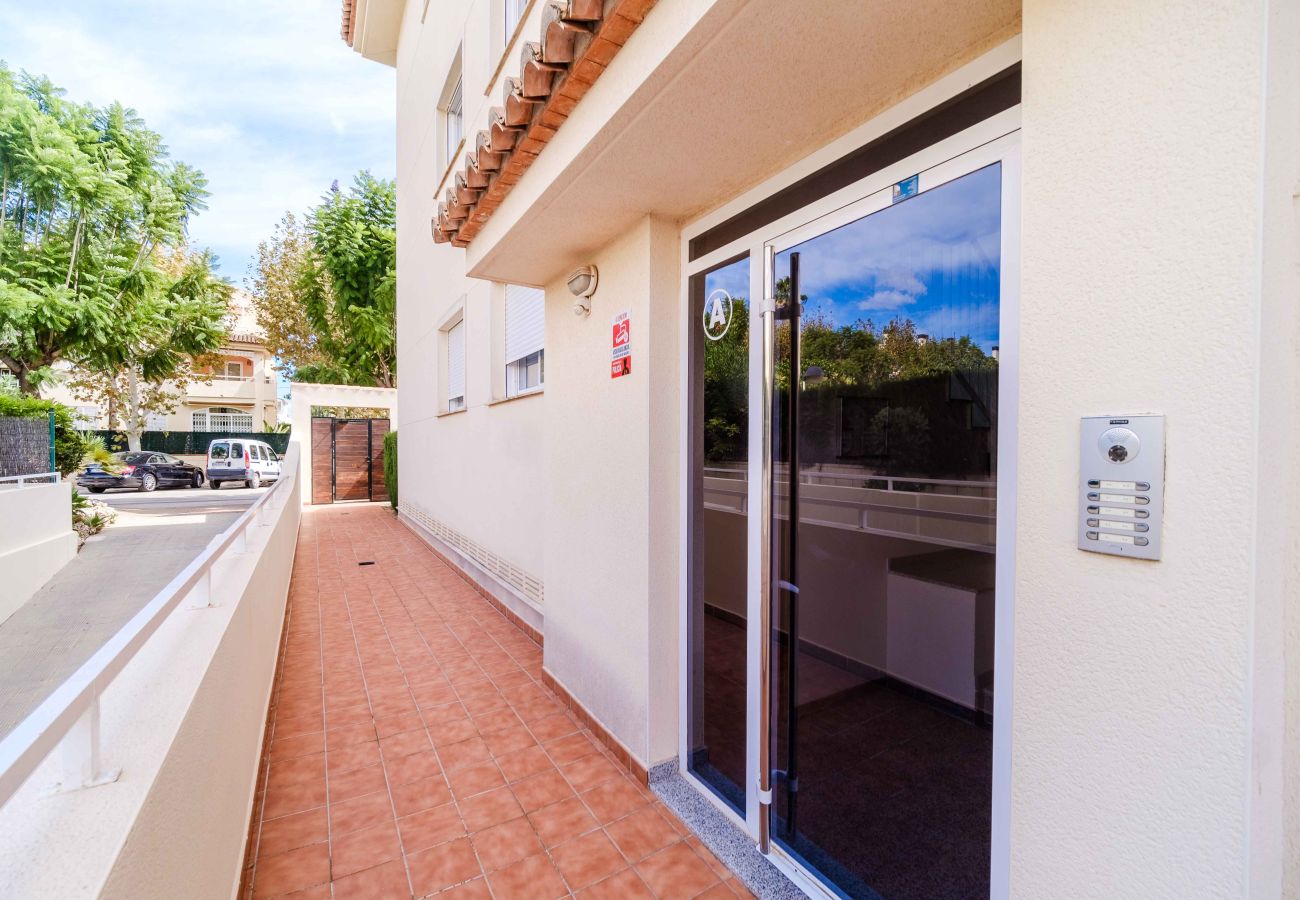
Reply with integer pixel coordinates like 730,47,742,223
1098,493,1138,504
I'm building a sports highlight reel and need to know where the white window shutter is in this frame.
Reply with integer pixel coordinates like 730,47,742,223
447,77,463,160
505,285,545,364
447,320,466,402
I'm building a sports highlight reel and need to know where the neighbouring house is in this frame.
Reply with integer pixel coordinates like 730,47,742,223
43,289,280,434
341,1,1299,898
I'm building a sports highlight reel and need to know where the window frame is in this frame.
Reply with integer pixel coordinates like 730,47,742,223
437,300,468,416
503,0,527,44
438,48,465,183
506,348,545,399
501,283,546,401
446,75,463,165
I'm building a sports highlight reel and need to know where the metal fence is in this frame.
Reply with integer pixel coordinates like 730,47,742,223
83,430,291,456
190,411,255,431
0,472,59,485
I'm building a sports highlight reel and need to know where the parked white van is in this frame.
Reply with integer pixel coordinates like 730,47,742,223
206,438,282,489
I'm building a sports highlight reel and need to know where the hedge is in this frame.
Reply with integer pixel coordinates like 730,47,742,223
83,430,292,455
383,429,398,510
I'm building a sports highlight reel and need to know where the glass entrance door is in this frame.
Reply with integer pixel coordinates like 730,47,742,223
766,162,1004,899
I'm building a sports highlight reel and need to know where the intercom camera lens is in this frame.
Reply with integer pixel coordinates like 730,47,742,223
1108,444,1128,462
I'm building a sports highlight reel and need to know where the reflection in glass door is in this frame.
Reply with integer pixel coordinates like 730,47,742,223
769,164,1002,899
687,255,750,813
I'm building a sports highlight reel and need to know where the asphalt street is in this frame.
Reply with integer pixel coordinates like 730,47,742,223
0,484,265,739
95,481,270,511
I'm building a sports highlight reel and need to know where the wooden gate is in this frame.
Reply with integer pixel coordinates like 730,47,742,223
311,417,390,504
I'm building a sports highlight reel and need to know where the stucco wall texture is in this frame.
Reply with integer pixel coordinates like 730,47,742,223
1017,0,1298,895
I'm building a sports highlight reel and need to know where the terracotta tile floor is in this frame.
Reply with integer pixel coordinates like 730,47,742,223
243,505,752,899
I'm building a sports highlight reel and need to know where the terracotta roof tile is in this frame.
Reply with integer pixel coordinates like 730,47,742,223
430,0,658,248
340,0,357,45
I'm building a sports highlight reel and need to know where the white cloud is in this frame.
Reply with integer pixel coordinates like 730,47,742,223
912,300,1000,346
0,0,395,280
876,270,927,295
857,290,918,312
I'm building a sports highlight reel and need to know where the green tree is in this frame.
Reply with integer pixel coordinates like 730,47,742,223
248,173,396,388
248,211,331,375
67,244,230,449
301,173,395,387
0,65,225,401
702,298,749,462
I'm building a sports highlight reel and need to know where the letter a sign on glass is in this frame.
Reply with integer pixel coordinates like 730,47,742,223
611,310,631,378
703,289,732,341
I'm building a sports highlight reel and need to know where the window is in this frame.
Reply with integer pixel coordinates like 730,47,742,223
446,319,466,411
224,360,242,379
193,406,254,432
444,73,463,169
504,0,527,41
504,284,544,397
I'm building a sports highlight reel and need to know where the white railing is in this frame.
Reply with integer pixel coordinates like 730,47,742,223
201,374,254,382
701,465,996,553
0,472,59,486
703,466,996,494
0,446,298,807
191,412,256,432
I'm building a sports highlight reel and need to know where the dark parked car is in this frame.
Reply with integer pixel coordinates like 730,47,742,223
77,452,206,493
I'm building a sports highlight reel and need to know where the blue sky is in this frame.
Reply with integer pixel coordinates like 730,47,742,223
0,0,395,283
780,163,1002,352
701,165,1002,353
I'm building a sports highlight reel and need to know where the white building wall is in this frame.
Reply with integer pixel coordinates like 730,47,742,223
1016,0,1299,895
393,0,547,595
378,0,1300,890
541,216,680,767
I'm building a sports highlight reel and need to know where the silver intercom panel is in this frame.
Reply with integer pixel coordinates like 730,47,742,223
1078,414,1164,560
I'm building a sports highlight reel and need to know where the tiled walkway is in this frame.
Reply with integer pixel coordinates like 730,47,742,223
243,505,752,899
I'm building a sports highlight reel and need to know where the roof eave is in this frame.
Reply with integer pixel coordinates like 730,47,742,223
343,0,401,67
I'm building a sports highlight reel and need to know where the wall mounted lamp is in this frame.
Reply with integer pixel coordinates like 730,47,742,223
567,265,598,317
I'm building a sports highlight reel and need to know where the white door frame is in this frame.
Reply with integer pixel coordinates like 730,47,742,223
676,39,1022,899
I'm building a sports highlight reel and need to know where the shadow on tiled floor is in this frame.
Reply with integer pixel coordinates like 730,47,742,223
242,504,752,899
